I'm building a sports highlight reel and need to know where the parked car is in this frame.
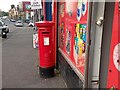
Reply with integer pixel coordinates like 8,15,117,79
25,19,30,24
15,20,23,27
2,16,7,20
10,19,16,22
29,21,34,27
0,21,9,33
0,22,8,38
0,17,2,20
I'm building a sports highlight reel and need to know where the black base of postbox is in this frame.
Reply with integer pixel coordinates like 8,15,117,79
39,66,55,78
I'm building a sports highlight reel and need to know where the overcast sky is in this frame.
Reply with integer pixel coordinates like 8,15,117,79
0,0,30,12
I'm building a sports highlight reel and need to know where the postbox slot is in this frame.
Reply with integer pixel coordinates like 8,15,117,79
42,32,50,34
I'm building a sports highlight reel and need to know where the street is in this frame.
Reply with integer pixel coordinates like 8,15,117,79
2,19,66,88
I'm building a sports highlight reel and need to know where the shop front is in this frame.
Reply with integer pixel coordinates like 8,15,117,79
40,0,119,89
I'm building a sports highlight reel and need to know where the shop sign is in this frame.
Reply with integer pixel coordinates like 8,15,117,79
31,0,42,10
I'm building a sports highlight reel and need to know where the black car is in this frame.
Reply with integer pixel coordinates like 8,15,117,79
0,21,9,33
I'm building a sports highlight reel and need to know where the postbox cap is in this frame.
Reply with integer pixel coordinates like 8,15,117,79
35,21,55,28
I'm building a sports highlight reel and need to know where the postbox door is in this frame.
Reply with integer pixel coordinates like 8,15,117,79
39,28,54,68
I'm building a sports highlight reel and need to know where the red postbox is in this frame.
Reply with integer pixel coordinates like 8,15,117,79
35,21,55,78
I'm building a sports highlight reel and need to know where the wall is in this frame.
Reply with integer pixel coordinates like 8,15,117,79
58,51,83,88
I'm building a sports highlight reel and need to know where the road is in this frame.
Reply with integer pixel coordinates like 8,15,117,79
2,19,66,88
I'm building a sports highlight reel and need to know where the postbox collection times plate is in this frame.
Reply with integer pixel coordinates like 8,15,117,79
44,37,49,46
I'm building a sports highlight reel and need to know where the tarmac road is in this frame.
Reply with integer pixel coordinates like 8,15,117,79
2,19,66,88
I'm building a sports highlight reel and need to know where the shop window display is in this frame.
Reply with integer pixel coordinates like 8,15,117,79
59,1,88,75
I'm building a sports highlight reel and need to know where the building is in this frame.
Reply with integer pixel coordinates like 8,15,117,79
9,1,32,21
9,5,19,20
18,1,32,22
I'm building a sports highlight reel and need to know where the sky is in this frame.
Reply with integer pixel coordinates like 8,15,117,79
0,0,30,12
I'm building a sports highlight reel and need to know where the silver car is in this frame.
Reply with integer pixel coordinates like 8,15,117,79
15,20,23,27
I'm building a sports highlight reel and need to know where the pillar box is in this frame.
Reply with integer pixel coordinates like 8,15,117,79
35,21,55,78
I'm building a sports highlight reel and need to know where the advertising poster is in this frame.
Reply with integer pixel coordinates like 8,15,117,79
65,0,88,75
33,33,38,48
66,27,71,55
59,0,88,76
73,23,87,74
22,2,31,11
59,2,66,51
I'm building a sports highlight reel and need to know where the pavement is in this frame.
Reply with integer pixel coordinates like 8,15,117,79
2,19,67,88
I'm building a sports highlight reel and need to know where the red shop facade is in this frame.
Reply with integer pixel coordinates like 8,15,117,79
41,0,119,89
